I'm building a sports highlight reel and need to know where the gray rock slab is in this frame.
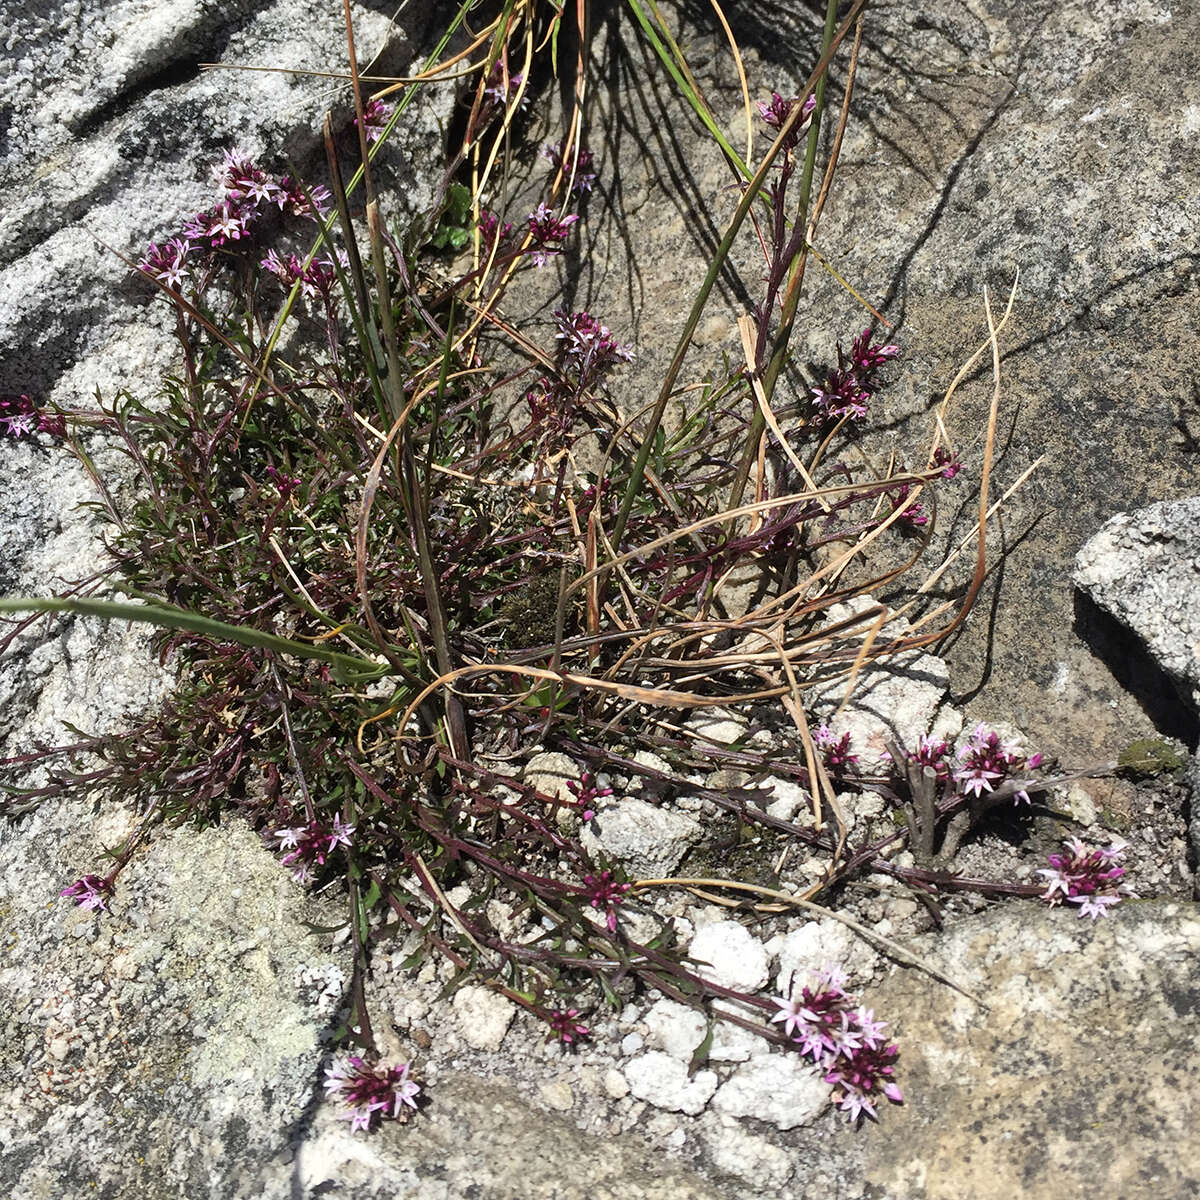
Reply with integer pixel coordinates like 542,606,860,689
1,0,448,399
1074,496,1200,711
864,901,1200,1199
0,804,724,1200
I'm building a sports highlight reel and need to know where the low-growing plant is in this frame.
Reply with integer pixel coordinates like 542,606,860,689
0,0,1130,1130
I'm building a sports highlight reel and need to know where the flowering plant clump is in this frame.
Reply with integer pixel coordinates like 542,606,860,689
954,723,1043,804
4,9,1121,1146
1038,837,1130,919
554,309,634,383
772,966,902,1122
323,1055,421,1131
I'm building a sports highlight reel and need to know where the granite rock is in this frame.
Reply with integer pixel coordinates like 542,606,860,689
1074,496,1200,711
864,902,1200,1199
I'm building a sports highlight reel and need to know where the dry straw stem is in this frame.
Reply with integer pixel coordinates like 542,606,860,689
736,313,830,512
631,877,986,1007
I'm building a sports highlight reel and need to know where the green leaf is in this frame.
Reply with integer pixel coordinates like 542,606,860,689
0,594,390,684
688,1021,715,1074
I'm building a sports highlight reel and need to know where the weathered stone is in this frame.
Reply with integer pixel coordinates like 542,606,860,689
688,921,770,992
1074,496,1200,711
582,797,702,879
452,985,516,1053
864,902,1200,1199
710,1053,828,1131
624,1051,719,1116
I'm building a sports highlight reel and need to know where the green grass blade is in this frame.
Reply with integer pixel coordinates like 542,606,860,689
0,595,389,683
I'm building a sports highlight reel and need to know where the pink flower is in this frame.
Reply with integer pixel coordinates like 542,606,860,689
932,447,964,480
890,483,928,530
478,210,513,248
755,92,817,132
953,723,1042,803
906,735,952,782
212,149,282,207
355,97,395,144
566,770,612,823
814,725,857,771
1,394,41,439
545,1008,591,1045
771,965,853,1060
849,328,900,373
1038,837,1129,919
825,1039,903,1121
554,310,633,380
543,141,597,194
268,817,356,884
773,968,903,1121
60,874,114,913
582,869,630,933
138,237,191,289
324,1055,421,1131
526,203,578,266
482,62,525,108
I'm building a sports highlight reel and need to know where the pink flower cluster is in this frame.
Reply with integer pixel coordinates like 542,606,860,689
478,209,514,250
905,734,953,782
814,724,858,771
565,770,612,822
932,446,964,480
526,203,578,267
138,150,332,290
810,328,900,424
554,310,634,380
260,247,346,303
545,1007,591,1045
268,815,355,885
526,309,632,444
953,723,1043,804
0,393,66,440
481,62,525,110
889,482,928,529
543,140,597,195
755,92,817,148
323,1055,421,1131
582,868,631,933
771,966,902,1121
1038,837,1129,920
355,97,395,145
